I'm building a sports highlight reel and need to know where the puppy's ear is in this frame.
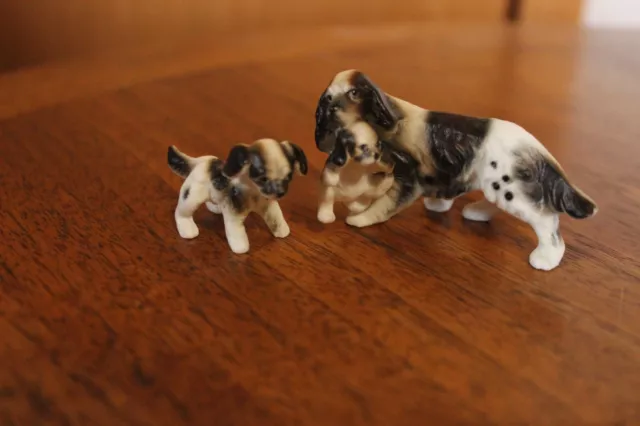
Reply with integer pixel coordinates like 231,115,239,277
282,142,308,176
354,73,400,130
223,145,250,177
291,143,308,175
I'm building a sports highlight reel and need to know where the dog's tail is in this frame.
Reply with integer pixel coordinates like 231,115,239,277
167,145,207,178
516,150,598,219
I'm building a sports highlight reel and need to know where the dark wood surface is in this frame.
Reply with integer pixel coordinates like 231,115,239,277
1,23,639,425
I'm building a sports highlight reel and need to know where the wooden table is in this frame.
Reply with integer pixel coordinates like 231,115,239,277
0,23,639,425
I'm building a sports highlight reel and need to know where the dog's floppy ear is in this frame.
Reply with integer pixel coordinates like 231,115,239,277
354,73,400,130
290,143,308,175
223,145,250,177
380,140,412,165
282,141,308,176
327,131,350,167
314,89,334,153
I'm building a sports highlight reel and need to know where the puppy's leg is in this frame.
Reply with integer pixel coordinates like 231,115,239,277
317,185,337,224
259,201,290,238
205,202,222,214
346,196,372,215
221,208,250,254
462,199,499,222
424,197,455,213
346,185,421,228
174,180,209,239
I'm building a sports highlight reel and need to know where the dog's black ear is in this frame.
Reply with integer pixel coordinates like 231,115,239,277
282,142,308,176
380,141,412,165
391,149,413,164
223,145,250,177
354,73,400,130
314,90,334,153
290,143,308,175
327,134,348,167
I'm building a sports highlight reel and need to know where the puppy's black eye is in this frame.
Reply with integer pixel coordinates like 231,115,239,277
257,176,268,184
347,89,358,99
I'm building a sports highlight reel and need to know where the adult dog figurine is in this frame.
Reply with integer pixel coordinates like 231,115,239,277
314,69,598,271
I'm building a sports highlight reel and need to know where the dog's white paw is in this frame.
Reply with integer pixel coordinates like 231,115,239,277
529,245,564,271
345,214,371,228
176,217,200,239
228,237,250,254
424,198,454,213
462,201,496,222
273,222,291,238
206,202,222,214
317,209,336,224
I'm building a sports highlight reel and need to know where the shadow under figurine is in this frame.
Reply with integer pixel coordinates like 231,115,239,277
167,139,307,254
314,69,598,271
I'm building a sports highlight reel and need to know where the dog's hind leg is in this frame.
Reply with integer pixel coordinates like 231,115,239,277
479,175,565,271
346,196,372,215
345,183,421,228
174,179,209,239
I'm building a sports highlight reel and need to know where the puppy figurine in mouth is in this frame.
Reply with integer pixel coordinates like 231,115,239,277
314,69,598,271
167,139,307,254
317,120,396,223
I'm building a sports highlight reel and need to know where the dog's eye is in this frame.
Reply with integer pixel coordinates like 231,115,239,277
347,89,358,99
257,176,268,184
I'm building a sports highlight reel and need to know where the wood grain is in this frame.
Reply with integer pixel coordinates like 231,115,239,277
1,23,639,425
0,0,507,70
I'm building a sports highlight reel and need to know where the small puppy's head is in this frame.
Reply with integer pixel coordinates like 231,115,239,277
222,138,307,199
315,69,402,154
327,121,386,167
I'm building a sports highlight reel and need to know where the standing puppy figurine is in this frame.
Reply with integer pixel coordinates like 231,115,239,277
167,139,307,254
317,121,397,223
314,69,598,271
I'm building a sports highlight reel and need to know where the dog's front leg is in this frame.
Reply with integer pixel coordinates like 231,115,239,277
317,185,337,223
259,201,290,238
222,209,250,254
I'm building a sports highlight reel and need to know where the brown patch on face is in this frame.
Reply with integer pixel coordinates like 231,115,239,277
254,138,291,181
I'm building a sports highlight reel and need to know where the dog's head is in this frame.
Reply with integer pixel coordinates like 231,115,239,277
327,121,388,168
222,138,308,199
314,69,402,154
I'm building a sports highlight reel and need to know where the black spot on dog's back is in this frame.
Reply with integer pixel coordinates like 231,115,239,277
183,187,190,200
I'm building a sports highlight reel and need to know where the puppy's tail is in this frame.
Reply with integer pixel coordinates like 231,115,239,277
167,145,204,178
517,151,598,219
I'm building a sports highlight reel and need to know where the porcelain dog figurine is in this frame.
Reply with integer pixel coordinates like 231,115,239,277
314,69,598,271
317,120,396,223
167,138,307,254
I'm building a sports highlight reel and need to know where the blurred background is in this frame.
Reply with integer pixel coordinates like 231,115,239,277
1,0,639,73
